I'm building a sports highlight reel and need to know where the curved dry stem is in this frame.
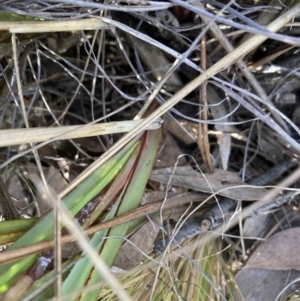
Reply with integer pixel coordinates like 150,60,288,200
62,4,300,199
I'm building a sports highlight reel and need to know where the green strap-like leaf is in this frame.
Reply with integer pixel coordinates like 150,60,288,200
80,129,161,301
61,143,142,299
0,139,138,293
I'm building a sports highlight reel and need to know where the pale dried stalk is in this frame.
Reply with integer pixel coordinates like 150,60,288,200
0,19,109,33
12,32,64,299
0,119,162,147
198,16,213,174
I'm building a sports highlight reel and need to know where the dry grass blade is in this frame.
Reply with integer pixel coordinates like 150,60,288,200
1,1,300,300
0,119,162,147
62,4,300,200
0,192,204,264
93,5,300,168
0,19,110,33
98,236,230,301
195,1,291,132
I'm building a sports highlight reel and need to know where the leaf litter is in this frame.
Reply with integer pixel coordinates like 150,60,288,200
244,227,300,271
0,0,300,301
150,166,268,200
235,228,300,301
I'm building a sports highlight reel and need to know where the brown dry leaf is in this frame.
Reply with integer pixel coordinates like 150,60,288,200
235,268,300,301
235,227,300,301
26,164,68,214
113,222,160,270
155,133,187,168
8,174,29,212
243,214,272,240
245,227,300,270
46,165,68,194
150,166,267,200
168,119,197,145
140,191,202,206
140,191,168,205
